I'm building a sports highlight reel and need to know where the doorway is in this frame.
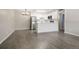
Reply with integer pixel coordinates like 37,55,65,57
59,12,64,32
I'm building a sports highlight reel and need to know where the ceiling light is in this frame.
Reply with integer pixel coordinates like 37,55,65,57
22,9,31,16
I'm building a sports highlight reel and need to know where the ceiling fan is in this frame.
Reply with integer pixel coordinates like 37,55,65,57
21,9,31,16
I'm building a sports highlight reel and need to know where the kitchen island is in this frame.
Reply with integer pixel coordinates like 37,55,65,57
36,19,58,33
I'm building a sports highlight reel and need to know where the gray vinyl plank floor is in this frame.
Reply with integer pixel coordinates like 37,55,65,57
0,30,79,49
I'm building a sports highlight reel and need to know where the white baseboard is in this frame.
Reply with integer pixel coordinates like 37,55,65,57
15,28,29,30
0,30,15,44
65,32,79,37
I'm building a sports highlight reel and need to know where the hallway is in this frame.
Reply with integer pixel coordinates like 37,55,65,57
0,30,79,49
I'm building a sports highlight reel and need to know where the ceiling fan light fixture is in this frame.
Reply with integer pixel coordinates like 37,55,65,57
21,9,31,16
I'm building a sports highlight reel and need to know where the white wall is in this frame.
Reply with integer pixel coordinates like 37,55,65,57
15,10,30,30
65,9,79,36
0,9,15,44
